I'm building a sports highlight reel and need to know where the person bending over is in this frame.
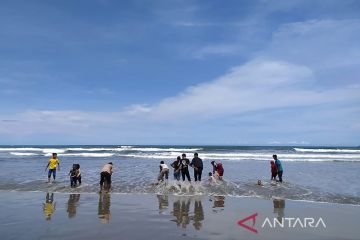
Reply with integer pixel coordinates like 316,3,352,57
158,161,169,182
100,162,113,192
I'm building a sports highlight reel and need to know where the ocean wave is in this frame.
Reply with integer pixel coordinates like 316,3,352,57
294,148,360,153
60,153,115,157
116,152,360,162
116,146,203,152
10,152,38,156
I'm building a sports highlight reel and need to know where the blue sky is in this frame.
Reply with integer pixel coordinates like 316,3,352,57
0,0,359,145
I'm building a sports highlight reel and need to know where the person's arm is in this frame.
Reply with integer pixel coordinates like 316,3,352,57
190,159,194,168
45,162,49,171
57,162,60,171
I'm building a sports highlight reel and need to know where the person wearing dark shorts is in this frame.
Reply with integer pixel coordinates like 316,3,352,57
180,154,191,181
190,153,203,181
100,162,113,192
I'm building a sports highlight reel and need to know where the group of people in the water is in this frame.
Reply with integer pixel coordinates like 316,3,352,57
157,153,225,184
44,152,284,191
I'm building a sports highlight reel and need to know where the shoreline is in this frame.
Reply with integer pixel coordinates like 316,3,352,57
2,189,360,207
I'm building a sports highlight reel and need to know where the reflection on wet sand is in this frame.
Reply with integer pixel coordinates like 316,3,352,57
273,198,285,223
157,194,169,214
43,192,55,221
192,200,204,230
67,194,80,218
160,196,214,231
98,192,111,224
211,196,225,213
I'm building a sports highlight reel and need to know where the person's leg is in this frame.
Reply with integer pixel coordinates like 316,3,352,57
194,169,198,181
181,170,186,181
52,169,56,180
186,170,191,181
72,177,76,187
78,176,81,185
158,171,164,181
198,168,202,181
106,173,112,190
48,170,52,182
165,170,169,180
278,171,283,182
100,172,105,189
175,171,180,181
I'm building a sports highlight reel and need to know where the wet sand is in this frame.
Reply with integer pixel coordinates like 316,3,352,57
0,191,359,240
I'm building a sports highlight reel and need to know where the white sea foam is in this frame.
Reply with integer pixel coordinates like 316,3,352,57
10,152,38,156
116,146,202,152
59,153,115,157
294,148,360,153
0,148,43,151
116,152,360,162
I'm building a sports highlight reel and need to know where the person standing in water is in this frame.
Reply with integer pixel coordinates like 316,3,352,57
273,155,283,182
270,160,277,180
171,156,182,181
69,164,77,187
180,153,191,182
190,153,203,181
45,153,60,183
100,162,113,192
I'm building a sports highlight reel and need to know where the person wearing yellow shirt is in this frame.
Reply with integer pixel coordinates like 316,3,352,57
45,153,60,183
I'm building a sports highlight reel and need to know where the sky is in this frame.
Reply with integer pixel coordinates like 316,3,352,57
0,0,359,146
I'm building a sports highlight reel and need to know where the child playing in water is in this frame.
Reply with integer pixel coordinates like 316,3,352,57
75,164,81,185
158,161,169,182
270,161,277,180
69,164,77,187
208,172,217,183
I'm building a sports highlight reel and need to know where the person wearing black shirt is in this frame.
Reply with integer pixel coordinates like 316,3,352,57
190,153,203,181
180,153,191,181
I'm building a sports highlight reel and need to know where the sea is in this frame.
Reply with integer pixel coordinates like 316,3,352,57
0,145,359,205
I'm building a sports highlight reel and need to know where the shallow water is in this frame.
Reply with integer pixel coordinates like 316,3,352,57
0,145,359,205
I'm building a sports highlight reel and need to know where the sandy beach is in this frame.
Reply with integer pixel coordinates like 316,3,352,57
0,191,359,240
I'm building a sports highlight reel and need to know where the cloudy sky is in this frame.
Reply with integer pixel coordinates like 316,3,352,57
0,0,359,145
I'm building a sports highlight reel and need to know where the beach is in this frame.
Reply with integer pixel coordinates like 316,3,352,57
0,191,359,240
1,145,360,239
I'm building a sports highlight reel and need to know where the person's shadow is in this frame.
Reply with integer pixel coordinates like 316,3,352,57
67,194,80,218
43,192,56,221
98,192,111,224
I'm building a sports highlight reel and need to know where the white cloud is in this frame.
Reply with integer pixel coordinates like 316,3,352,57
2,59,359,137
268,19,360,69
